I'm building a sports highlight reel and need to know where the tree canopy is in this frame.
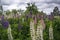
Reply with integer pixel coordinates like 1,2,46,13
25,3,38,15
53,6,59,16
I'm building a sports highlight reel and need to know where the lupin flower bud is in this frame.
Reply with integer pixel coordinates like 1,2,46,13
48,15,54,21
48,12,54,21
1,15,4,22
1,15,5,25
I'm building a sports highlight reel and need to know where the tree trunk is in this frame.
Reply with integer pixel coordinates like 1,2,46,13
7,25,13,40
30,20,36,40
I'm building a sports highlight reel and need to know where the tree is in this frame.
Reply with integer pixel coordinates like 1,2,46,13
25,3,39,40
0,3,3,15
0,11,2,15
25,3,38,15
6,10,11,15
53,6,59,16
12,9,17,18
17,9,24,15
12,9,17,14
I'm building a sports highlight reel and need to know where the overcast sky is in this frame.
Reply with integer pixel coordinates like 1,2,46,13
1,0,60,14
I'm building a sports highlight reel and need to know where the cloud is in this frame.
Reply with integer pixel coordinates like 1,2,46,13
18,4,27,10
1,0,12,5
34,0,60,14
1,0,60,14
3,5,9,11
1,0,30,5
46,0,60,4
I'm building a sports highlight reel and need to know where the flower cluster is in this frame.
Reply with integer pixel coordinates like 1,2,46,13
2,20,9,28
1,15,9,28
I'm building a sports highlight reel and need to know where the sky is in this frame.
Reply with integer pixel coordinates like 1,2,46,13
1,0,60,15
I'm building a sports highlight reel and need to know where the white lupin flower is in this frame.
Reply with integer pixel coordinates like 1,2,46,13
36,21,43,40
30,20,36,40
7,25,13,40
49,24,53,40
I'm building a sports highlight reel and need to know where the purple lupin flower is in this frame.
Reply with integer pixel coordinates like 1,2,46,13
37,15,43,20
2,20,9,29
1,15,5,25
1,15,4,22
48,12,54,20
51,12,54,20
48,15,54,21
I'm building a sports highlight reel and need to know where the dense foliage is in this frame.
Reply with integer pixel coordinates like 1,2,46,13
0,17,60,40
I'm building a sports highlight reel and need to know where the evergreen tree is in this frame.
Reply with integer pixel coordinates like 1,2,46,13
53,6,59,16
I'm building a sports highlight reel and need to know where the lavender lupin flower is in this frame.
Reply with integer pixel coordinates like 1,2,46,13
32,15,37,24
1,15,4,22
1,15,4,19
2,20,9,28
1,15,5,25
48,14,54,21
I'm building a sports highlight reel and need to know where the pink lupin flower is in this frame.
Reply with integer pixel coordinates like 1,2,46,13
40,15,45,29
32,15,37,24
34,16,37,24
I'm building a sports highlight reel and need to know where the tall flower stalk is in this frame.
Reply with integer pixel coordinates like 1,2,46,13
1,16,13,40
48,13,54,40
7,25,13,40
36,21,44,40
49,22,53,40
30,20,36,40
36,15,45,40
